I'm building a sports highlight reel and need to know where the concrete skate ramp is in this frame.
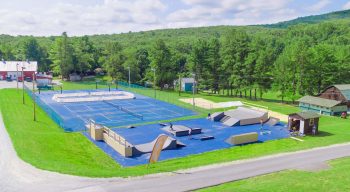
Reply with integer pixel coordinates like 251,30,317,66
133,134,184,156
222,117,240,126
265,117,280,126
225,132,259,145
211,112,225,121
162,125,202,137
224,107,268,126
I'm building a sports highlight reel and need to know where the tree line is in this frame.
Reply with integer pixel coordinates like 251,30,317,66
0,20,349,101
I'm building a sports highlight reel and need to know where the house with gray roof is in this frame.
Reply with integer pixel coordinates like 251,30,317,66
298,95,347,116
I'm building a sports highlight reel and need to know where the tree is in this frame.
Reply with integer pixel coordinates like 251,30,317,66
190,39,209,91
135,48,150,84
101,42,126,81
307,44,338,94
149,39,174,89
221,29,250,97
20,37,50,71
273,51,293,103
206,38,222,93
73,36,95,75
49,32,74,79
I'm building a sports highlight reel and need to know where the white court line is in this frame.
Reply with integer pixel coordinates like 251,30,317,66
63,104,95,124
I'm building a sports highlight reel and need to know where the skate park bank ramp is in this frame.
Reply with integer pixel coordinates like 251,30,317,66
133,135,185,156
264,117,280,126
225,132,259,145
211,107,268,126
88,120,183,157
162,125,202,137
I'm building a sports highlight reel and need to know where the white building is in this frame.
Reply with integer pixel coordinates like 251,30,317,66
0,61,38,80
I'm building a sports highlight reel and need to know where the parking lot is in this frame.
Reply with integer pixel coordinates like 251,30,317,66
0,80,35,89
0,80,19,89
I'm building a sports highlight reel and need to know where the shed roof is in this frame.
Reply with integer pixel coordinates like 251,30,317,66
0,61,38,72
334,84,350,101
289,111,320,120
181,78,195,83
298,96,342,108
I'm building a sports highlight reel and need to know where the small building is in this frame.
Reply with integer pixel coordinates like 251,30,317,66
36,72,53,87
0,61,38,80
298,96,347,116
318,84,350,108
179,78,195,92
288,112,320,135
69,73,82,81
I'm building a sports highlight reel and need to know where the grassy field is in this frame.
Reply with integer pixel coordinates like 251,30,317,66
1,81,349,177
198,157,350,192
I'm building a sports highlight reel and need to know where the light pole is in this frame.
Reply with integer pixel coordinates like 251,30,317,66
22,66,26,104
151,68,156,99
95,80,100,89
57,82,63,94
192,73,196,109
32,73,36,121
16,63,19,89
127,66,131,87
178,73,182,96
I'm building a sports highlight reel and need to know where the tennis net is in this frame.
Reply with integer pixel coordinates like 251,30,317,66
103,100,143,120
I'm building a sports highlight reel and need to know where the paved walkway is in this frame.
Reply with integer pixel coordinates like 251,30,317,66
1,83,350,191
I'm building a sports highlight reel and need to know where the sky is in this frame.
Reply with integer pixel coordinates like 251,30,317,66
0,0,349,36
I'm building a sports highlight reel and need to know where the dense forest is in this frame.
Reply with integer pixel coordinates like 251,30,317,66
0,10,350,102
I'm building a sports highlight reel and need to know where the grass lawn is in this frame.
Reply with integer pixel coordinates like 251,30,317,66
198,157,350,192
1,82,349,177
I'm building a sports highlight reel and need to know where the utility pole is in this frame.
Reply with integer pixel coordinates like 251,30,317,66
192,73,196,109
178,73,181,96
128,66,131,87
16,63,19,90
22,66,26,104
32,73,36,121
151,68,156,99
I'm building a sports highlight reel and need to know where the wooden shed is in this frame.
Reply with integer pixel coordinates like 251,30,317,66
288,112,320,135
318,84,350,108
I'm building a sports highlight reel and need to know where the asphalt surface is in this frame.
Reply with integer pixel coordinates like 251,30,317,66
1,80,350,192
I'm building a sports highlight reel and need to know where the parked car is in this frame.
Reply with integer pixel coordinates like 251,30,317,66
6,76,12,82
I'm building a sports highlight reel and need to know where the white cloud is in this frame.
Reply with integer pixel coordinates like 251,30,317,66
343,1,350,9
308,0,331,12
0,0,343,36
0,0,167,36
166,0,295,28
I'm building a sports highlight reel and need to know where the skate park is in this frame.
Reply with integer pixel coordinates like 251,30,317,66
86,106,289,167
